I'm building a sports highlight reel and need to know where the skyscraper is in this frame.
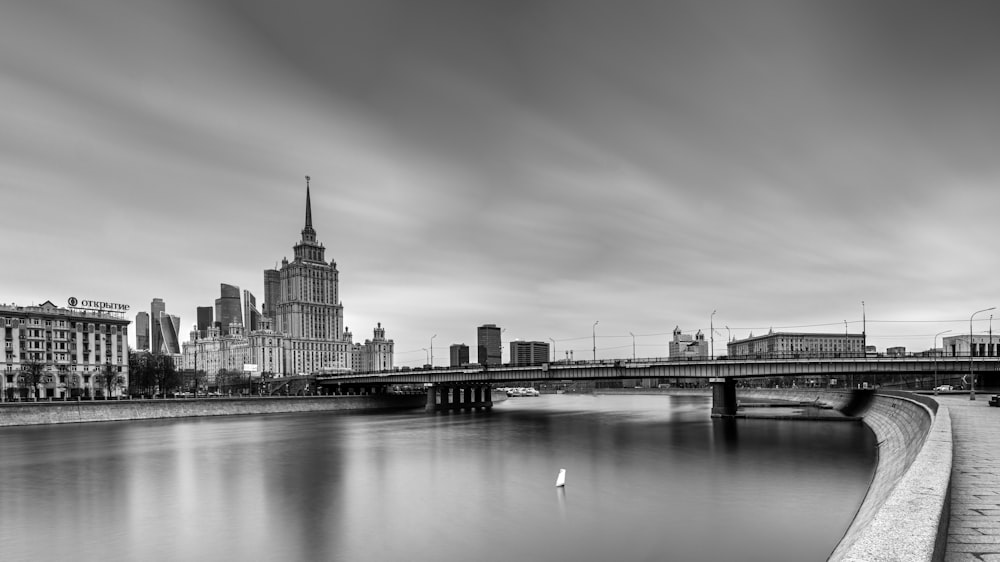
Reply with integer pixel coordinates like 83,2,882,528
271,177,350,374
196,306,213,337
158,313,182,354
477,324,502,366
215,283,242,334
150,298,165,354
450,343,470,367
135,311,150,350
243,290,260,332
262,268,280,323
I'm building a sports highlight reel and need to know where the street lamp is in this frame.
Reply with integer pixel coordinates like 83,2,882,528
970,306,995,401
549,338,556,363
629,332,636,361
934,329,951,390
430,334,437,368
861,301,867,356
592,321,599,362
710,310,716,359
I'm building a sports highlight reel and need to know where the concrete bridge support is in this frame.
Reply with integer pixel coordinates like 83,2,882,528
710,377,737,417
425,384,493,412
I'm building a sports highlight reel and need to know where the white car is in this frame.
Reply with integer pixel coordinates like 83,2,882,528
933,385,953,392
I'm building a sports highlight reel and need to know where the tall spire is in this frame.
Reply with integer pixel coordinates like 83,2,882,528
301,175,317,243
305,175,313,230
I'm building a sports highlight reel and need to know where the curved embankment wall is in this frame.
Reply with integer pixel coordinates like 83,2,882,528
738,389,951,562
0,395,428,427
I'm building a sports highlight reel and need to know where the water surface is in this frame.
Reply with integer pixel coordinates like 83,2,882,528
0,394,875,561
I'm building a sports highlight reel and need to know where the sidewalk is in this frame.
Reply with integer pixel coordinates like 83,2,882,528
938,394,1000,561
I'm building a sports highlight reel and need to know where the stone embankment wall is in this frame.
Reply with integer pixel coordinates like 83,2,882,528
0,395,427,427
738,389,951,562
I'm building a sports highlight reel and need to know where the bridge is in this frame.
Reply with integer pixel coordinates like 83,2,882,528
316,355,1000,415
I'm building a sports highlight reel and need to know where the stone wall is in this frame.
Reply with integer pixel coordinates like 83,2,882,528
738,389,951,562
0,395,427,426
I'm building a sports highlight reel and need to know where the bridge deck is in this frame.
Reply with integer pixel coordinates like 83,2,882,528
317,356,1000,386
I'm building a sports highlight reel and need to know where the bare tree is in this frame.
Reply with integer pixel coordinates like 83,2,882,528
19,359,46,401
97,361,123,399
150,354,179,397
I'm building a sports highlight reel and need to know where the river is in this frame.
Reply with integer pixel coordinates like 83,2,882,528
0,394,875,561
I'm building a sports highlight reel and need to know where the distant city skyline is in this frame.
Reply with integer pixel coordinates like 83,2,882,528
5,1,1000,366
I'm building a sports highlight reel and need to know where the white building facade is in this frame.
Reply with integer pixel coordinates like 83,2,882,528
2,300,130,400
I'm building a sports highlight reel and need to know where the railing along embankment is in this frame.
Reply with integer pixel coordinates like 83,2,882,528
738,389,951,562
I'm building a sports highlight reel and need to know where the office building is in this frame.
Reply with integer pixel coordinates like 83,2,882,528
2,300,130,399
669,327,708,359
450,343,469,367
727,330,864,358
150,298,165,355
243,290,260,332
477,324,502,366
510,340,550,366
158,313,182,354
135,311,149,350
215,284,242,335
196,306,213,337
262,268,280,323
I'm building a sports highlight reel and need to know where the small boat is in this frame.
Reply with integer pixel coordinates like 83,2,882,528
555,468,566,487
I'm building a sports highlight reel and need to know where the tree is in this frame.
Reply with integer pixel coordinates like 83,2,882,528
19,359,46,401
150,354,179,397
128,351,155,397
97,361,122,399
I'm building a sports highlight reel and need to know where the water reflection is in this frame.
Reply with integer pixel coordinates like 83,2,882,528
0,394,874,561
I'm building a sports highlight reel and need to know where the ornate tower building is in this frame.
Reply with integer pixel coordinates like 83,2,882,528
273,177,350,374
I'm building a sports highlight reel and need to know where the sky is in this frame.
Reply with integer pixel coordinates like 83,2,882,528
4,0,1000,366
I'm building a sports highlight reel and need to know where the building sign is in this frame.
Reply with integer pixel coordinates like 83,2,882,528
68,297,130,312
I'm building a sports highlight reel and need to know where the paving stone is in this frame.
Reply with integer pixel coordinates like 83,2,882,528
943,396,1000,560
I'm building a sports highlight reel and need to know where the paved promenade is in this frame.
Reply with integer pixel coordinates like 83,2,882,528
938,394,1000,561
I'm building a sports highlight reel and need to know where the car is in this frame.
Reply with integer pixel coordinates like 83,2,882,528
933,385,953,392
990,395,1000,407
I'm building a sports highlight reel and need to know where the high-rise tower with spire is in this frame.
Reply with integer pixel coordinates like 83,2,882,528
271,176,350,374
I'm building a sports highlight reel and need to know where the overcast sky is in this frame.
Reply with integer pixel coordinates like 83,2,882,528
4,0,1000,366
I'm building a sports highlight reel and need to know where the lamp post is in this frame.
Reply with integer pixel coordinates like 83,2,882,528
629,332,636,361
430,334,436,368
549,338,556,363
710,310,716,359
970,306,995,400
592,321,599,362
934,329,951,391
861,301,866,357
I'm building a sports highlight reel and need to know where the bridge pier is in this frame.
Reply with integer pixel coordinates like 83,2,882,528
425,384,494,412
710,377,737,417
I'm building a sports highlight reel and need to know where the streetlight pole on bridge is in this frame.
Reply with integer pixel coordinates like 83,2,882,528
934,329,951,391
970,306,995,401
629,332,636,361
710,310,716,359
430,334,436,369
592,321,599,361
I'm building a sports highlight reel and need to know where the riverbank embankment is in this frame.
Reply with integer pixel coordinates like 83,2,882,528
0,395,428,426
738,388,951,562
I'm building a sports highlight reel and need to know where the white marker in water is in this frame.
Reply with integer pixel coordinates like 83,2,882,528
555,468,566,487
